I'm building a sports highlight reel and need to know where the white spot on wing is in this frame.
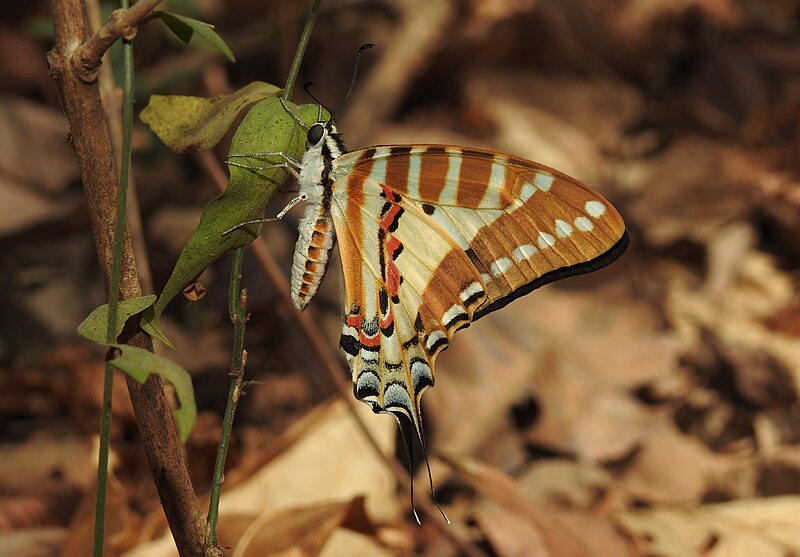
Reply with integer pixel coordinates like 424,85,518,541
490,257,513,276
538,232,556,249
459,281,485,303
555,219,573,238
442,304,467,326
520,183,537,202
480,273,492,284
574,216,594,231
534,172,554,191
585,200,606,218
411,360,433,391
512,244,538,262
384,383,413,416
425,330,448,352
362,353,379,365
356,372,380,395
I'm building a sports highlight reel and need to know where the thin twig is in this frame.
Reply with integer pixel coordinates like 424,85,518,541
94,0,135,551
205,248,248,556
74,0,165,81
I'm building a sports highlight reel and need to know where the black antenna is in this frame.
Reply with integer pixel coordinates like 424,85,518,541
302,81,332,119
302,44,375,122
333,43,375,121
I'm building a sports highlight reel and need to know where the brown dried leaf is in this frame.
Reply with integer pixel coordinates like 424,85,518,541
445,456,630,557
666,251,800,397
317,528,395,557
616,496,800,557
428,286,677,463
517,459,612,510
472,503,550,557
621,139,765,246
0,435,93,503
220,399,400,524
0,528,67,557
611,0,743,42
0,96,80,236
60,474,140,557
619,423,720,505
215,498,370,557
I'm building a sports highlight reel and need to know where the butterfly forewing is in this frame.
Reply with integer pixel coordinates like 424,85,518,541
335,145,627,312
328,144,627,435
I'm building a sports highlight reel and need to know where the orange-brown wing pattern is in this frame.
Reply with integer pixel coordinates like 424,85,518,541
329,145,628,441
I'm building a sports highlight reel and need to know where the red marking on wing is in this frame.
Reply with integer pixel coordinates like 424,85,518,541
380,203,403,230
386,257,400,296
385,235,402,255
359,331,381,348
380,306,393,330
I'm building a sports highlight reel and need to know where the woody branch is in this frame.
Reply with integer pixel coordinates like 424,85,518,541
48,0,205,555
74,0,164,81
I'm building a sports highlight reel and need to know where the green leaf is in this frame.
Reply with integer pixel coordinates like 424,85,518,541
77,295,157,344
109,345,197,442
153,11,235,62
77,297,194,439
154,99,322,316
140,306,175,349
140,82,281,153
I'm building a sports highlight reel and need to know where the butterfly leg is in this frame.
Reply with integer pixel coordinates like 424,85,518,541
223,192,309,235
226,152,302,179
278,96,314,129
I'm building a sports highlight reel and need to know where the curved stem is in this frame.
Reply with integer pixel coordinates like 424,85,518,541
283,0,321,98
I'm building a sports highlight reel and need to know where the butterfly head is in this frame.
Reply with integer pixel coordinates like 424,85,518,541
304,119,346,160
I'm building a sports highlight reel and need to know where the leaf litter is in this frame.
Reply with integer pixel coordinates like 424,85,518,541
4,0,800,556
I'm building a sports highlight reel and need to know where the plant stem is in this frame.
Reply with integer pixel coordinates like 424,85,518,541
282,0,321,99
51,0,205,553
94,1,134,554
203,3,322,550
205,248,248,554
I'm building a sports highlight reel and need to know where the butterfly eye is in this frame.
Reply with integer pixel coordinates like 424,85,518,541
307,124,325,145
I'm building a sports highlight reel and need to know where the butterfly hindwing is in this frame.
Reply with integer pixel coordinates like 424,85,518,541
330,180,485,434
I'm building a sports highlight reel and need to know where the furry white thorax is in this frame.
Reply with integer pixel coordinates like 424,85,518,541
289,122,344,310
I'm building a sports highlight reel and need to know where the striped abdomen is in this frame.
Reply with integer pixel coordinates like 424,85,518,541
291,203,336,310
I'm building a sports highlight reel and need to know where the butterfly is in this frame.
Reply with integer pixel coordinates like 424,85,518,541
228,100,628,520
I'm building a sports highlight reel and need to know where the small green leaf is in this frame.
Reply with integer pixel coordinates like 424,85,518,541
155,99,323,315
140,82,281,153
153,11,235,62
140,306,175,349
110,345,196,442
77,295,157,344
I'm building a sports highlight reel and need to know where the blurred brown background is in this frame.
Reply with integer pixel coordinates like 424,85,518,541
2,1,800,556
